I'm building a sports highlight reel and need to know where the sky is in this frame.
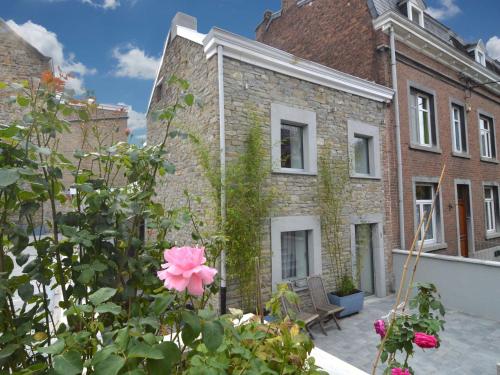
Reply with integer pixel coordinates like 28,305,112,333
2,0,500,144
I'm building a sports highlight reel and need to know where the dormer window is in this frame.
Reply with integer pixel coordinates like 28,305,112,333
399,0,425,28
476,51,486,66
469,40,487,67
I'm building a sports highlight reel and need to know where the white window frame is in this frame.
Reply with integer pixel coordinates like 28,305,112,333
271,216,322,290
480,116,493,159
484,187,496,234
271,103,317,175
410,91,433,147
475,50,486,67
407,2,424,27
415,184,437,245
451,104,465,153
347,120,381,179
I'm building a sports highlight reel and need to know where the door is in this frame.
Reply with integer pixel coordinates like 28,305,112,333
355,224,374,295
457,186,469,257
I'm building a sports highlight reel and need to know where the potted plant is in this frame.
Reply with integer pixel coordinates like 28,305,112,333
318,152,365,317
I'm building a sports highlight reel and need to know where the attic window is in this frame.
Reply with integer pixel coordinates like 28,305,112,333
476,50,486,67
408,3,424,27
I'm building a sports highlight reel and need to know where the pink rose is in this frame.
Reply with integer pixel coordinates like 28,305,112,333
391,368,410,375
374,319,386,338
413,332,438,349
157,246,217,296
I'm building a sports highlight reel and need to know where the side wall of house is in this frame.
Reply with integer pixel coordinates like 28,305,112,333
222,56,389,308
147,37,220,247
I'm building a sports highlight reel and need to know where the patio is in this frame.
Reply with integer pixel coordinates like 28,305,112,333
311,295,500,375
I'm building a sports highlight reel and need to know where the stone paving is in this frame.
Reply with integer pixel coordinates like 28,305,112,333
310,295,500,375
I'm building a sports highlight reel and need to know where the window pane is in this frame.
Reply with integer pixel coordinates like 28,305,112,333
354,136,370,174
281,124,304,169
281,231,309,280
453,107,462,152
416,185,432,200
423,204,434,240
411,7,421,24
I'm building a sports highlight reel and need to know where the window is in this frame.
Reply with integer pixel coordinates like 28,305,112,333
348,120,381,179
410,88,436,148
476,50,486,67
271,103,317,174
415,184,437,244
281,123,304,169
354,136,370,175
271,216,322,289
281,230,309,280
479,115,495,159
410,5,423,26
451,104,467,154
484,187,496,233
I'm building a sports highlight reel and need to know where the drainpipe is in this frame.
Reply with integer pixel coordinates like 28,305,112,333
217,45,227,314
390,26,406,249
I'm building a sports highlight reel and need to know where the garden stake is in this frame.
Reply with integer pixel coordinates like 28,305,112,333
371,163,446,375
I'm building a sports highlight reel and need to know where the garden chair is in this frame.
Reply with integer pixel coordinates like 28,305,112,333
307,275,344,331
280,282,321,339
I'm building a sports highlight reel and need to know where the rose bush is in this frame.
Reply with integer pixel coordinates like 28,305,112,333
0,74,324,374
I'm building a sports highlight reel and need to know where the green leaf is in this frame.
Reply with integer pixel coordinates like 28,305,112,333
128,341,164,360
95,302,122,315
146,342,181,375
18,282,34,301
184,93,194,106
151,294,174,315
53,350,83,375
0,125,19,138
0,168,20,187
38,339,65,355
77,268,94,284
89,287,116,306
381,350,388,363
17,95,30,107
0,82,6,89
114,328,129,351
94,354,125,375
0,344,19,359
64,304,93,316
182,310,201,336
202,321,224,352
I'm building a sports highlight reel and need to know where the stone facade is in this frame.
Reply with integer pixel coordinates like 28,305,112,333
147,21,390,310
256,0,500,261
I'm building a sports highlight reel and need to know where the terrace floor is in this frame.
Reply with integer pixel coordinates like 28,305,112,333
310,295,500,375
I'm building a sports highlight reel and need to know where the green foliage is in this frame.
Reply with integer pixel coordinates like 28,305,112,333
197,114,274,311
380,283,446,374
317,149,356,295
0,77,322,374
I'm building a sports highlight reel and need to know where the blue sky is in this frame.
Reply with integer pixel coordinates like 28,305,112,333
2,0,500,144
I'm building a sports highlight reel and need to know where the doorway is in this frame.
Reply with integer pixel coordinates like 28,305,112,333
355,224,375,295
456,184,471,257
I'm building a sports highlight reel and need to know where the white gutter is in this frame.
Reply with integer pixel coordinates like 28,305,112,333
217,45,227,313
390,26,406,249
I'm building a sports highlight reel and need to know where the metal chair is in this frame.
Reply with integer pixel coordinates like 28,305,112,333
307,275,344,331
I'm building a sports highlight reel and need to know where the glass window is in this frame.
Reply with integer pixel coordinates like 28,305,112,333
415,184,437,244
485,187,496,233
281,123,304,169
354,135,370,175
476,51,486,66
410,89,435,147
281,230,309,280
411,7,423,26
452,104,467,153
480,116,494,159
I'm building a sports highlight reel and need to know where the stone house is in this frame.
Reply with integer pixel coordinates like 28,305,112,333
0,18,128,230
257,0,500,261
146,13,393,309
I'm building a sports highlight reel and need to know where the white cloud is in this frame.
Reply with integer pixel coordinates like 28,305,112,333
427,0,461,20
81,0,120,9
112,45,160,80
6,20,95,95
117,103,147,144
486,36,500,61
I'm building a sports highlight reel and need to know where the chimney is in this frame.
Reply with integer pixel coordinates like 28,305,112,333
170,12,197,40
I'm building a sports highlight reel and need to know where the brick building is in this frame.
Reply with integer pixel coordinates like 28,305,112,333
147,13,393,308
257,0,500,261
1,18,128,229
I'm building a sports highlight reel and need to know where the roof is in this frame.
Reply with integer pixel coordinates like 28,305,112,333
0,18,51,62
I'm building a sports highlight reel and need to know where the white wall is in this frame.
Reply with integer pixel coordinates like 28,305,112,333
393,250,500,321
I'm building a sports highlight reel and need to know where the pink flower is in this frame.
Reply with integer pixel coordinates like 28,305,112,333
374,319,386,338
391,368,410,375
157,246,217,296
413,332,438,349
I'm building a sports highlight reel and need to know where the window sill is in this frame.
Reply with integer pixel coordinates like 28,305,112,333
272,168,317,176
350,173,382,180
420,242,448,252
480,157,499,164
452,152,470,159
485,232,500,240
409,143,442,154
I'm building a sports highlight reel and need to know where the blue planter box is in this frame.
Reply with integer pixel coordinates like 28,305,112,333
328,290,365,318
